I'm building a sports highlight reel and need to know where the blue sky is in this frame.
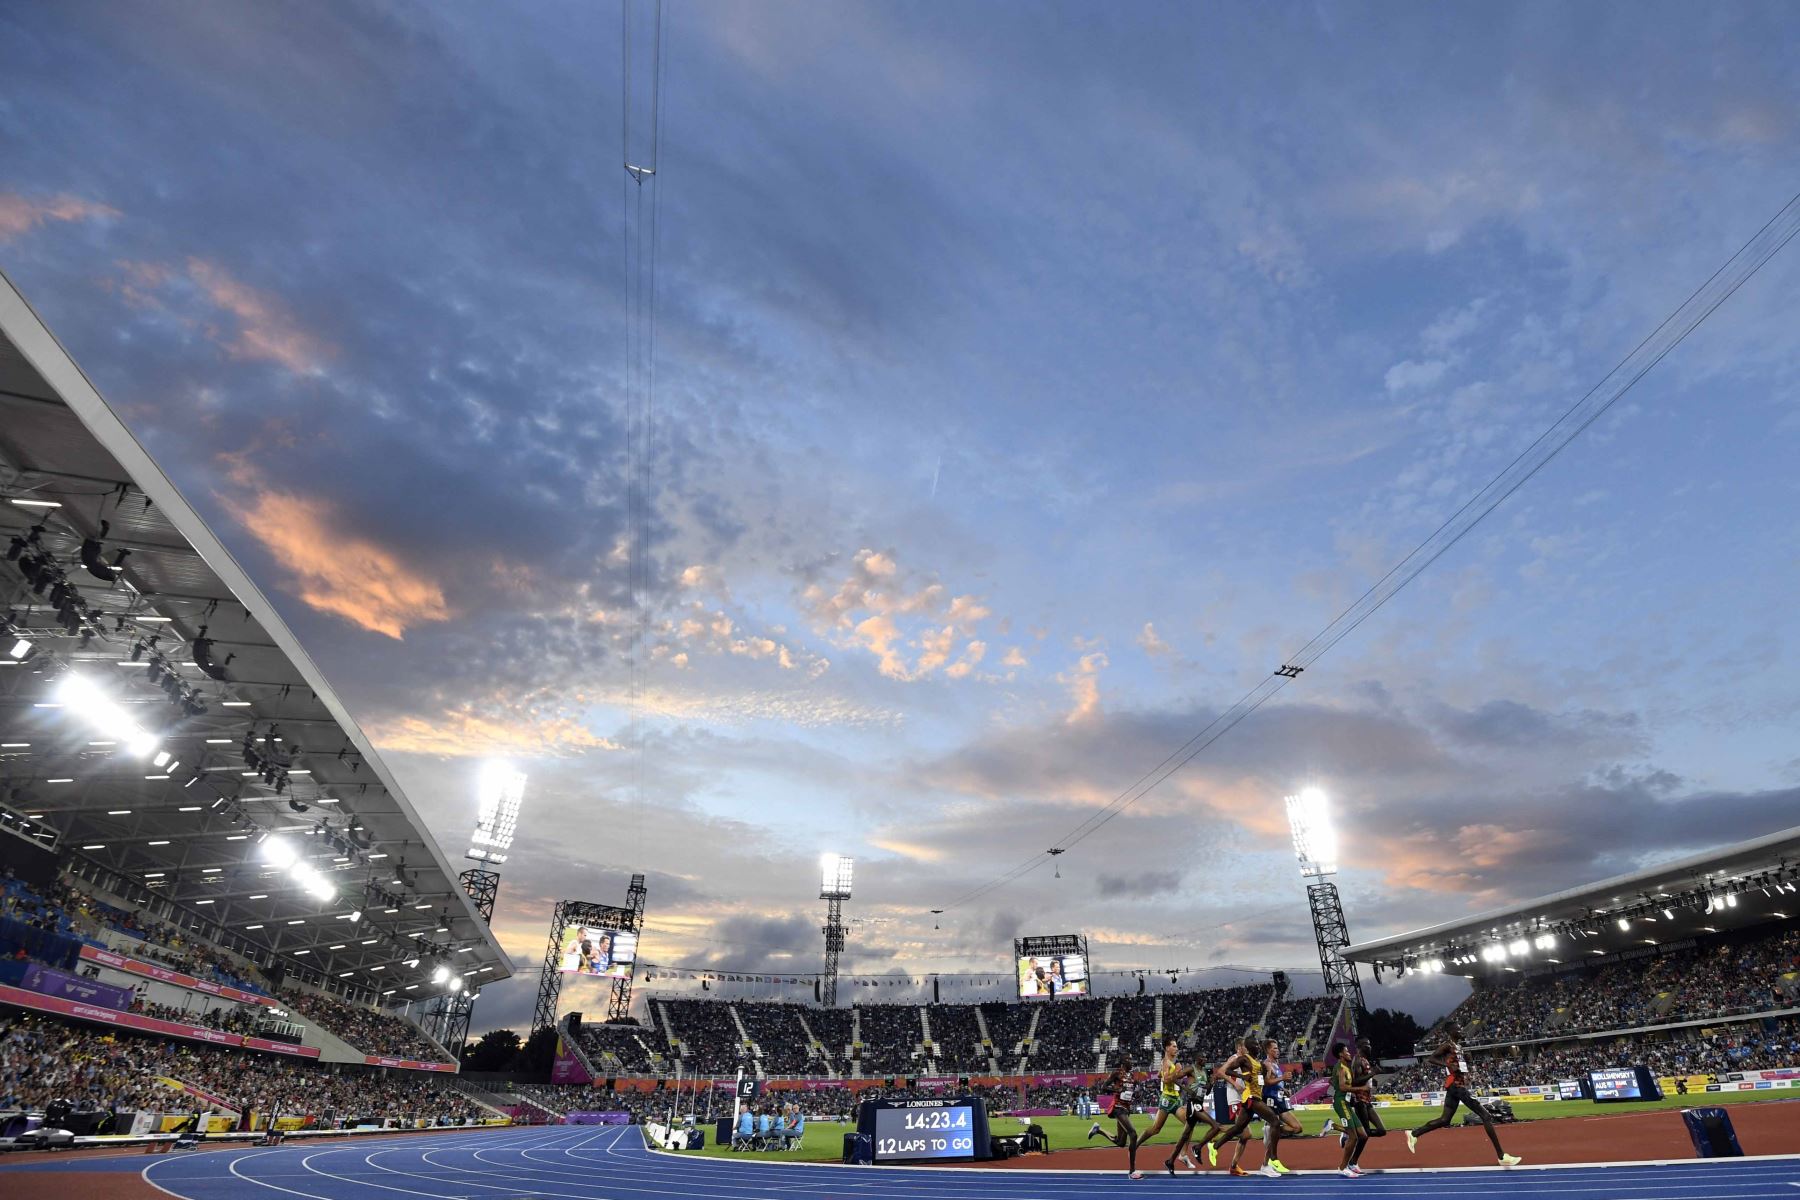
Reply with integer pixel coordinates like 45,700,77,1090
3,0,1798,1028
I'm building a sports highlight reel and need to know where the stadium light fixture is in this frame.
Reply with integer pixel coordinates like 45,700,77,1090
1507,938,1529,957
1533,933,1557,951
1616,917,1630,931
821,853,854,899
1725,893,1738,908
54,674,160,757
432,964,451,985
263,838,299,869
1283,787,1337,878
7,637,32,661
469,762,526,861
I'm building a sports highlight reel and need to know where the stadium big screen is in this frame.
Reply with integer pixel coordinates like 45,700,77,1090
557,922,638,979
1588,1066,1663,1102
1015,933,1089,998
860,1097,992,1163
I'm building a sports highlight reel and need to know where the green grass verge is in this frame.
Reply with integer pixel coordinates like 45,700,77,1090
668,1089,1795,1163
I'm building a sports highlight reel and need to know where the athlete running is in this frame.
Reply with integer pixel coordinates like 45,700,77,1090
1214,1038,1285,1177
1164,1045,1226,1173
1406,1023,1522,1166
1331,1042,1366,1176
1350,1035,1389,1145
1123,1037,1191,1178
1087,1056,1141,1173
1260,1038,1303,1173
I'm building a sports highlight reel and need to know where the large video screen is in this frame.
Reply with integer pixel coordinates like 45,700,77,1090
557,925,638,978
1588,1067,1642,1101
1017,952,1088,999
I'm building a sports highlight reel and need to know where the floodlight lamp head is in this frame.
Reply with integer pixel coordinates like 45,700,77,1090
820,852,854,898
1284,788,1338,877
471,762,526,854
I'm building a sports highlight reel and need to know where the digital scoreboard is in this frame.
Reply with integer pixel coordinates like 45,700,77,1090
860,1097,991,1163
1588,1066,1662,1102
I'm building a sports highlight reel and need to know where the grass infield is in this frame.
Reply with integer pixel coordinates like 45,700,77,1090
669,1089,1791,1162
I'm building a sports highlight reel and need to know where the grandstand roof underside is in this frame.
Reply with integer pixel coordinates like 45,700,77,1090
1343,823,1800,977
0,269,511,1000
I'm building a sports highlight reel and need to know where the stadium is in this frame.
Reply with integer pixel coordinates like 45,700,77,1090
4,4,1800,1200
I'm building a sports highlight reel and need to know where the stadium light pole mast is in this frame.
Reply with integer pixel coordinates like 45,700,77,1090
425,763,527,1056
819,854,853,1008
1285,787,1366,1017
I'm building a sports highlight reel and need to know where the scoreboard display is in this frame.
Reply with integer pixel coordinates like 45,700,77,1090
1588,1066,1661,1102
860,1097,991,1163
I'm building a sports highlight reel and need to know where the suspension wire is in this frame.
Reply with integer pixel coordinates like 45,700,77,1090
941,187,1800,913
620,0,666,859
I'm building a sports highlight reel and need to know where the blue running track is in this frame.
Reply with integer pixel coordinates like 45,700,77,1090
118,1124,1800,1200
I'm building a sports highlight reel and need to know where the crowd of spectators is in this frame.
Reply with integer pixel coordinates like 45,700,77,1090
854,1003,925,1074
924,1003,986,1072
1382,1016,1800,1094
734,1002,822,1074
0,1012,479,1123
1262,996,1332,1058
282,990,450,1062
576,1018,665,1074
1427,925,1800,1049
635,983,1297,1078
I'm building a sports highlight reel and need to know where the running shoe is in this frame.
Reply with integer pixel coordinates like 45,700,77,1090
1338,1132,1348,1149
1088,1122,1102,1139
1405,1130,1418,1155
1129,1170,1143,1180
1207,1141,1219,1167
1178,1152,1198,1170
1257,1164,1281,1178
1164,1157,1178,1177
1348,1165,1364,1176
1499,1154,1522,1167
1340,1167,1359,1178
1230,1165,1247,1176
1270,1159,1291,1174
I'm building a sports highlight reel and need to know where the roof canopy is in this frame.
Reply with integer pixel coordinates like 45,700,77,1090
1344,824,1800,979
0,269,510,1006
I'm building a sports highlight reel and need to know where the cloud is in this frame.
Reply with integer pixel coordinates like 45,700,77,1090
368,706,621,758
0,192,119,242
1384,358,1451,393
1137,622,1173,658
1098,869,1184,899
799,548,995,681
1059,651,1108,724
114,256,332,374
222,487,450,638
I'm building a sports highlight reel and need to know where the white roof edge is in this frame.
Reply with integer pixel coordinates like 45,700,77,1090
0,268,513,978
1343,821,1800,960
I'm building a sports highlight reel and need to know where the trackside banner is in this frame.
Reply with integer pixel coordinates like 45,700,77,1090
0,983,320,1057
79,945,279,1008
362,1055,458,1073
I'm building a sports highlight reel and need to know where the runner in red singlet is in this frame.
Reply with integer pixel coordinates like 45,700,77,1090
1405,1022,1520,1166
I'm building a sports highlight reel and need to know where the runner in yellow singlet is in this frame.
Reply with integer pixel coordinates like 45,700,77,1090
1213,1040,1284,1177
1125,1037,1189,1179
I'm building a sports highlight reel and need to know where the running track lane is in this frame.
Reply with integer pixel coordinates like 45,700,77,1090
139,1124,1800,1200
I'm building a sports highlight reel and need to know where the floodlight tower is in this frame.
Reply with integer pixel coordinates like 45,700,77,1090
1284,788,1366,1016
423,764,527,1056
819,854,853,1007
